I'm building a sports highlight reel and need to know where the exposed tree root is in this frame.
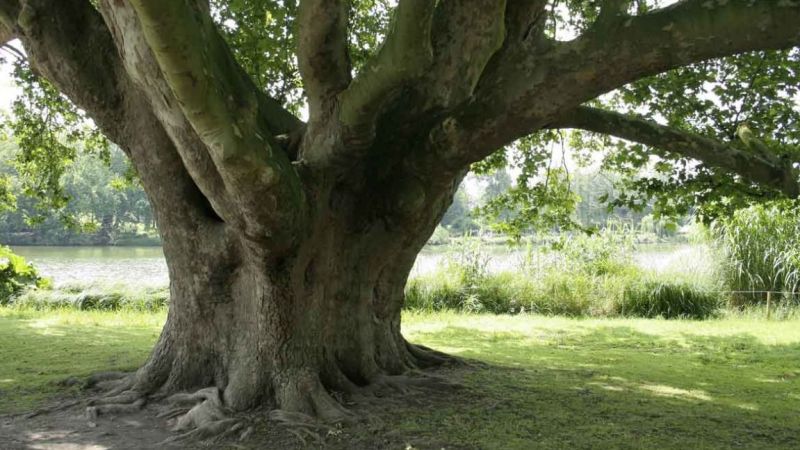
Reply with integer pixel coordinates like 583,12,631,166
17,399,82,420
408,342,465,368
169,388,226,431
89,390,142,406
157,418,241,447
83,371,134,394
85,392,146,420
154,387,248,447
269,410,335,446
84,371,128,386
73,346,463,446
275,370,358,425
355,372,463,401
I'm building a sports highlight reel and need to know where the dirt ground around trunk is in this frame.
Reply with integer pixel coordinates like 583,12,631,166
0,367,470,450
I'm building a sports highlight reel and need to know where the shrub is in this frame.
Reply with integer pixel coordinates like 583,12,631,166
404,229,729,320
616,278,721,319
0,245,49,305
540,223,637,276
9,284,169,311
405,268,624,317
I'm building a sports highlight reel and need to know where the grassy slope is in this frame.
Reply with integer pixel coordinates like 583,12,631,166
1,308,799,449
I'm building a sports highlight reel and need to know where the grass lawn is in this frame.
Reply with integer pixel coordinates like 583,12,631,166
1,308,799,449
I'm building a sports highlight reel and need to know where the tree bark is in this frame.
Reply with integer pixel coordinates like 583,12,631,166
130,177,456,417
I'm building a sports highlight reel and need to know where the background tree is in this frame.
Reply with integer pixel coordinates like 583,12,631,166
0,0,798,439
0,142,156,245
440,186,477,235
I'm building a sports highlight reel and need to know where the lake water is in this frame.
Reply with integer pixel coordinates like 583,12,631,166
13,246,169,288
12,243,709,288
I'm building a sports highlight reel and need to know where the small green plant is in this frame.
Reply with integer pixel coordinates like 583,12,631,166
0,245,49,305
552,222,637,276
427,225,451,246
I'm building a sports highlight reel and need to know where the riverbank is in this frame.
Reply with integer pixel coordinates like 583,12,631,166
1,231,161,247
2,308,798,449
8,241,799,319
10,241,703,288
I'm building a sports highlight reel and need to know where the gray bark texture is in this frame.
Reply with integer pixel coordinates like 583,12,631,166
0,0,798,426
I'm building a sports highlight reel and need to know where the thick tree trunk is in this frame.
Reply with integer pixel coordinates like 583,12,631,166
11,0,462,424
129,194,452,418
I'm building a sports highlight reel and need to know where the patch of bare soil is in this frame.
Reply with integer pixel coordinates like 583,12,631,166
0,367,476,449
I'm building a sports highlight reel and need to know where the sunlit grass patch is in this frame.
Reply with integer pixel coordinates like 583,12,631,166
0,308,164,413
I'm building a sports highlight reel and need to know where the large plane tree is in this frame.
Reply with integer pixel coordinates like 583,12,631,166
0,0,799,439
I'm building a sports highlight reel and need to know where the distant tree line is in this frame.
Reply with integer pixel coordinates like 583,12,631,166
0,141,158,246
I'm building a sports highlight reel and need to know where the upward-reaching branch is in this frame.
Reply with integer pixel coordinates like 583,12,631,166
552,106,800,197
297,0,351,120
2,0,227,229
423,0,506,109
127,0,307,244
338,0,435,131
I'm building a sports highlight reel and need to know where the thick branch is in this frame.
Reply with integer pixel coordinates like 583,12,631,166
574,0,800,103
423,0,506,109
450,0,800,167
8,0,225,230
127,0,307,245
297,0,351,120
0,0,19,28
553,106,799,197
0,21,13,45
338,0,435,129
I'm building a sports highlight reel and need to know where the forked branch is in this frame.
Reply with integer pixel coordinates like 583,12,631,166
424,0,506,109
450,0,800,166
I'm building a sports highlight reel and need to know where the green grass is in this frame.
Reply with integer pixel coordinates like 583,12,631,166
1,308,799,448
405,267,728,318
10,284,169,311
401,312,800,449
0,307,165,412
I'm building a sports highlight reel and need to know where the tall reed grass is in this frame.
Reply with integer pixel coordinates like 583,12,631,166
713,201,800,306
406,226,723,319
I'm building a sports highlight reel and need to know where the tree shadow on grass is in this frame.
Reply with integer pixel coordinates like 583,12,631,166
395,326,800,450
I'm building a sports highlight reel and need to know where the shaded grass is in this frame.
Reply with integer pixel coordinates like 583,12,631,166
400,312,800,449
1,308,799,449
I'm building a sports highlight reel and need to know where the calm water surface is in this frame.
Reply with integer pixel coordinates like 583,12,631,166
13,246,168,287
13,244,705,287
